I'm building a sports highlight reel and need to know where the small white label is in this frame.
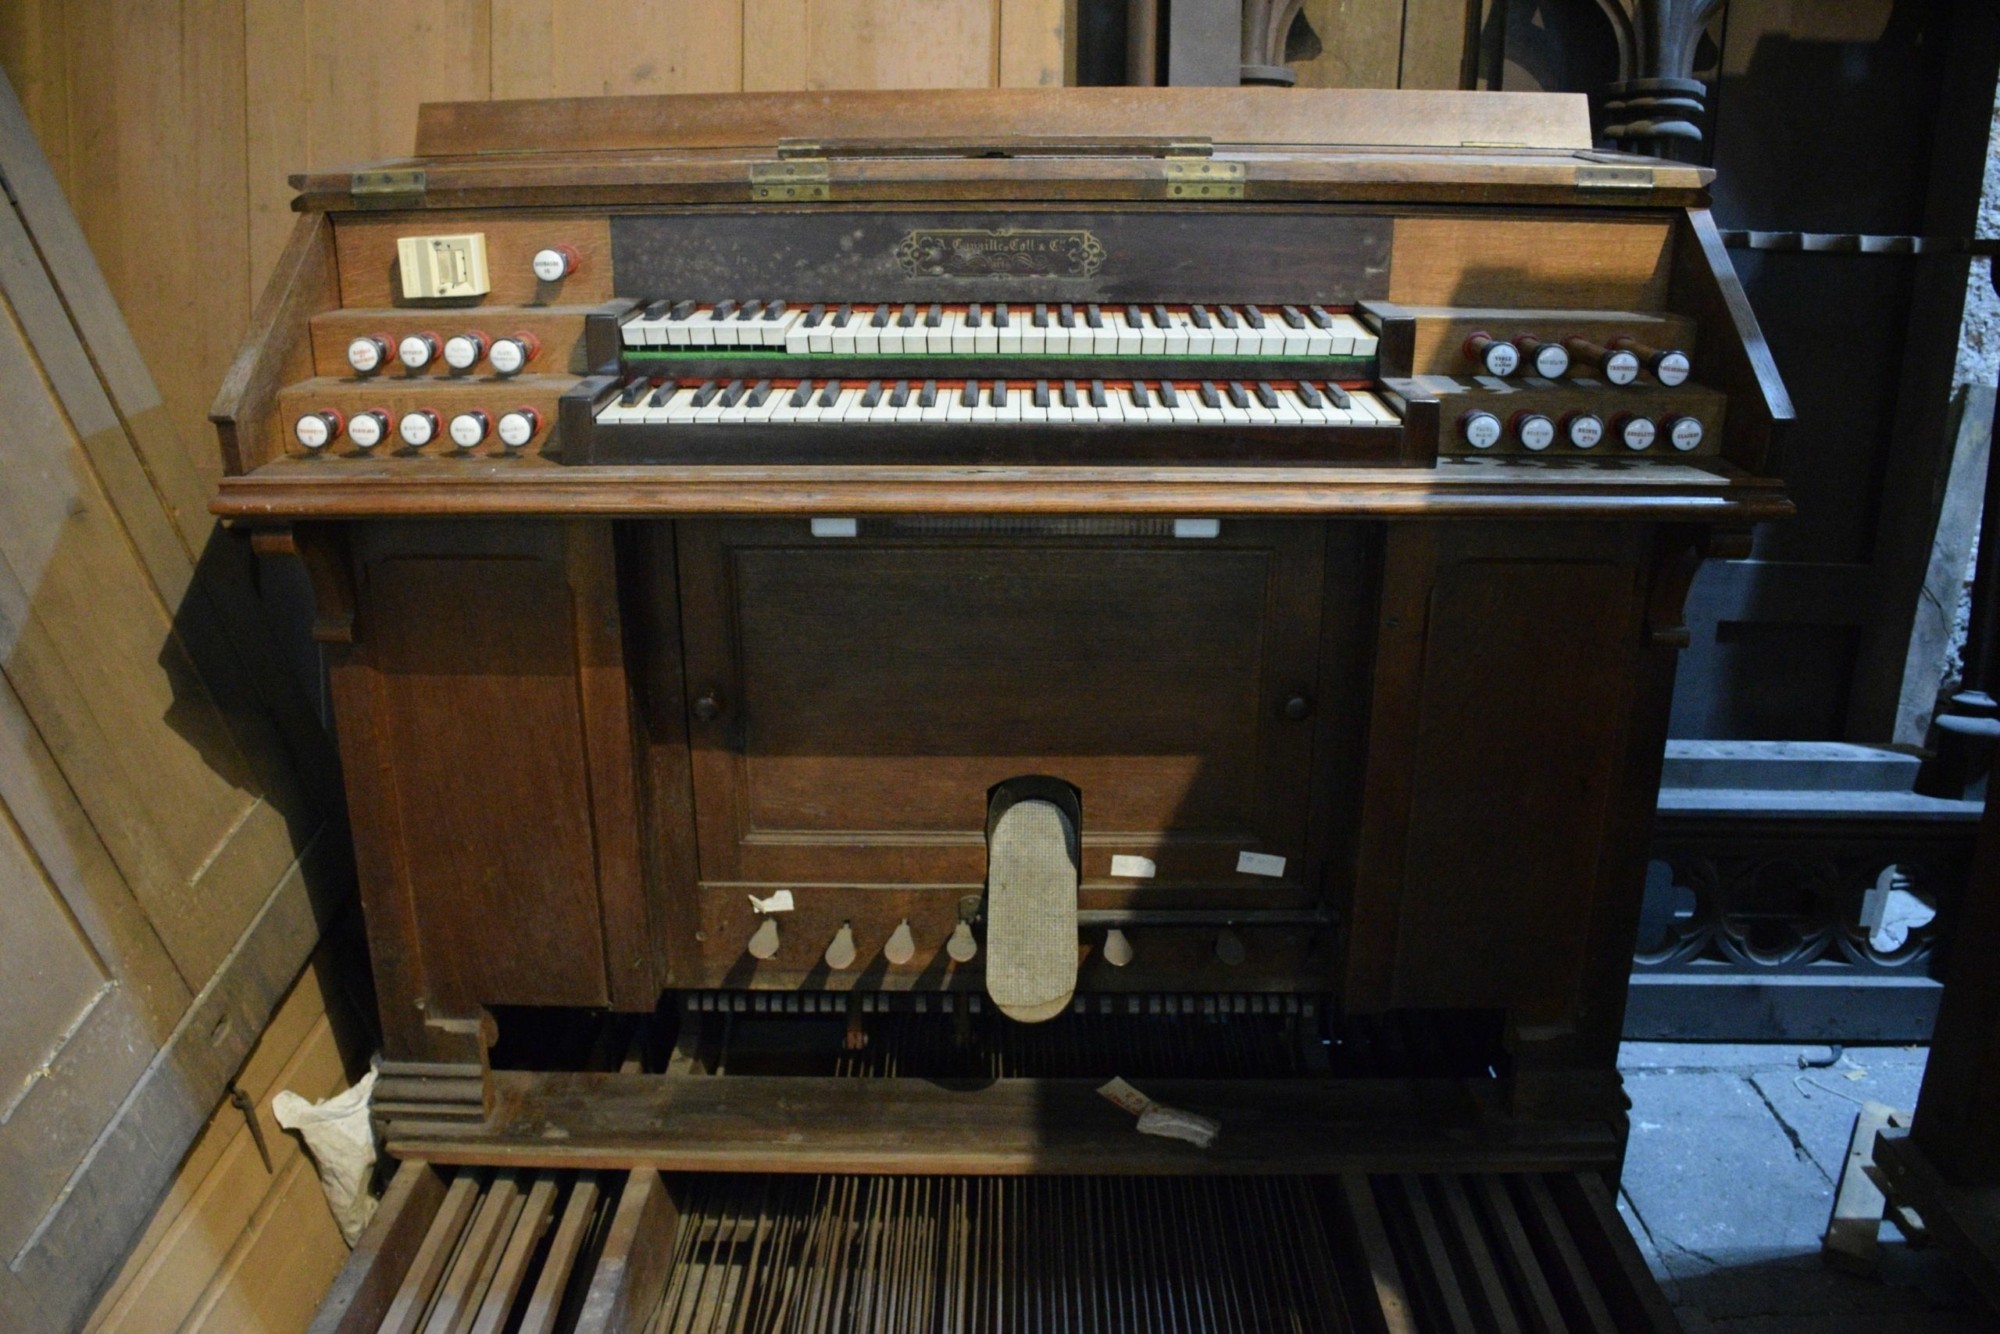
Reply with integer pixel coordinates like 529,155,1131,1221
1109,855,1157,879
1621,417,1657,451
531,247,570,282
1462,412,1502,449
1532,344,1570,378
346,337,383,374
748,889,795,915
398,412,434,446
1482,342,1519,376
443,334,483,370
1668,417,1705,452
1604,350,1641,385
1567,415,1604,449
1656,351,1691,386
810,517,858,537
449,413,486,448
1518,416,1555,451
349,413,384,449
398,334,434,369
1236,851,1287,878
1173,518,1220,539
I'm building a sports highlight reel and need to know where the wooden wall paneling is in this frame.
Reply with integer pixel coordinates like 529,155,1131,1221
1388,216,1675,311
803,0,999,89
1399,0,1475,88
86,953,366,1333
1292,0,1405,88
743,0,811,90
998,0,1073,87
0,0,69,190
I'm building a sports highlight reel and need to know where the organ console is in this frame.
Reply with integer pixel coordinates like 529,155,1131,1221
214,87,1791,1331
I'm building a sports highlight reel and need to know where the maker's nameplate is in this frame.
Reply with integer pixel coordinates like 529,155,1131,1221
896,228,1107,279
610,210,1391,303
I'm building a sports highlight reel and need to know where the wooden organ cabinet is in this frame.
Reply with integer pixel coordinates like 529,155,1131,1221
215,89,1791,1332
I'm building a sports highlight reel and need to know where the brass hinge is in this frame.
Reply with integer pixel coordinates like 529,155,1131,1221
750,158,831,202
1163,158,1244,200
1575,163,1655,190
349,168,426,205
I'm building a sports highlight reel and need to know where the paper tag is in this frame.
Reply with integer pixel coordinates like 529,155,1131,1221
1097,1076,1153,1117
747,889,795,915
809,517,858,537
1236,851,1286,878
1109,854,1157,879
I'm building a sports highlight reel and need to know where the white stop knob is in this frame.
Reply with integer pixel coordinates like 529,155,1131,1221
398,333,439,370
348,410,388,450
398,410,437,447
442,333,486,371
531,246,576,282
1517,414,1555,451
1655,351,1692,387
1618,416,1657,451
293,412,338,450
1566,413,1604,449
497,409,539,448
449,411,489,449
1603,349,1641,386
346,336,388,375
1667,416,1705,451
489,337,530,376
1461,410,1503,450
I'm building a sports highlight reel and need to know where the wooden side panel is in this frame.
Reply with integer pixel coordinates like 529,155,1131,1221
1389,216,1676,310
1349,525,1649,1018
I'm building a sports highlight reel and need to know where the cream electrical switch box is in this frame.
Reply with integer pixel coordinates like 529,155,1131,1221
396,233,491,299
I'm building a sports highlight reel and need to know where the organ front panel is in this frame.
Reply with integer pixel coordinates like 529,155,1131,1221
215,86,1789,1329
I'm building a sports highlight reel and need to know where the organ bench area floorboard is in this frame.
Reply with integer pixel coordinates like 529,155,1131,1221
214,87,1791,1332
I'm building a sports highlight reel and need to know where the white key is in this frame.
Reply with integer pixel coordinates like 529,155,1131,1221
996,308,1023,355
920,387,953,425
1351,390,1398,424
740,384,781,421
1022,385,1051,425
1071,310,1110,357
1043,312,1070,356
798,383,837,423
1162,386,1199,426
893,383,923,423
1330,313,1374,357
855,308,887,355
630,384,674,424
828,312,861,356
596,393,642,427
1184,311,1216,357
1135,311,1168,357
1072,385,1100,424
1128,385,1168,426
1278,314,1311,357
1159,312,1191,357
770,383,806,423
691,383,731,423
944,310,972,355
822,385,864,423
624,311,661,347
967,384,997,424
1106,310,1142,356
1266,386,1304,423
1239,308,1281,357
1297,318,1337,358
1238,384,1277,425
758,309,802,348
1188,386,1226,426
1020,309,1046,355
971,308,999,355
657,386,700,424
1098,387,1131,423
786,314,818,356
709,307,744,348
925,309,954,355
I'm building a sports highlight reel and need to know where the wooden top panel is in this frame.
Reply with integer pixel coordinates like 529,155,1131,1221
211,459,1792,521
415,88,1596,158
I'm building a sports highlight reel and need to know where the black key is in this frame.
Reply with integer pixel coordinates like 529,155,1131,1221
1218,305,1242,329
790,380,816,407
1089,379,1107,408
719,379,747,408
919,379,937,408
1281,305,1306,329
619,377,649,406
991,380,1007,407
1059,303,1076,327
961,380,979,408
874,304,894,328
1307,305,1335,330
1324,382,1352,408
1125,304,1143,329
1034,380,1050,408
861,380,884,408
713,299,738,320
737,300,763,321
925,303,943,328
889,380,910,408
1130,380,1151,409
833,304,854,327
1241,305,1265,329
1227,382,1250,409
1254,382,1279,409
1034,303,1049,328
747,379,773,407
1061,379,1079,408
1190,305,1213,329
995,303,1010,328
1296,381,1324,409
691,379,720,407
967,303,983,329
898,302,917,327
647,380,678,408
763,300,787,320
670,299,697,320
1085,304,1103,329
1159,380,1180,408
1200,382,1222,409
1152,304,1172,329
803,304,827,328
817,381,843,407
642,298,673,319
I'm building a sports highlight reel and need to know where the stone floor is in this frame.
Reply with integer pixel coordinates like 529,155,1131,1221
1616,1042,1992,1332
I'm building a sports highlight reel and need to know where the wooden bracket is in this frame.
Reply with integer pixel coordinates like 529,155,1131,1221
251,522,357,643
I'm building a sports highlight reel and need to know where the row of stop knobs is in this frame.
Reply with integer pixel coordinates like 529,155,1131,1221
346,329,541,377
293,406,542,451
1457,407,1704,452
1462,332,1690,385
746,917,1247,969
